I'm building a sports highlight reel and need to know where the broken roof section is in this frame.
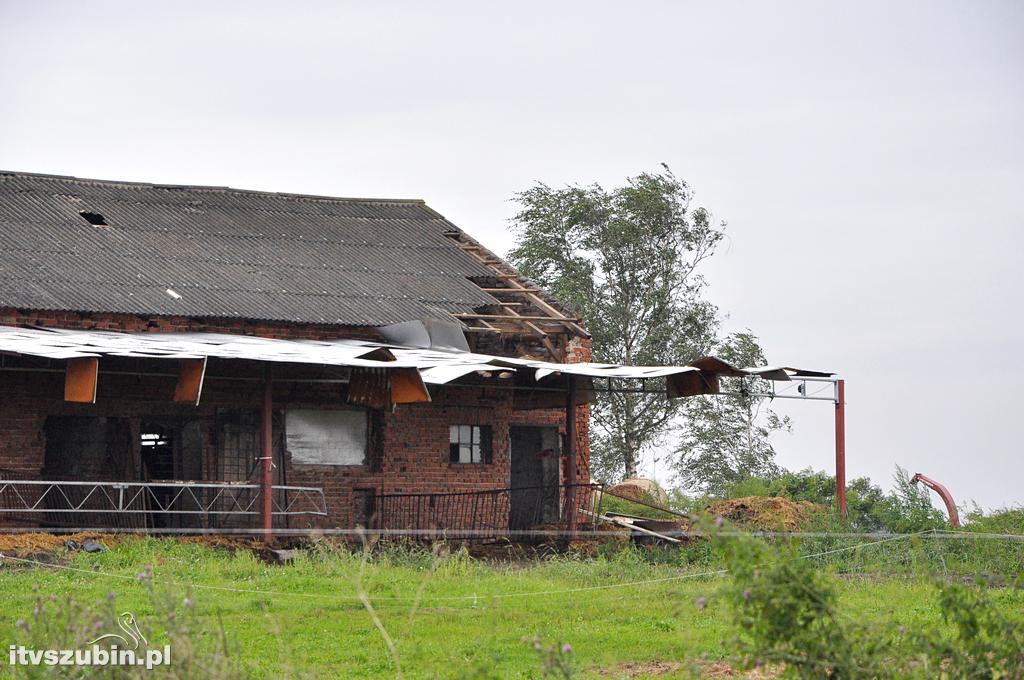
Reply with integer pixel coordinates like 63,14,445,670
0,326,832,400
0,171,543,327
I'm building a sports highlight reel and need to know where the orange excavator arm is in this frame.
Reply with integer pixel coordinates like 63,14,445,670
910,473,961,527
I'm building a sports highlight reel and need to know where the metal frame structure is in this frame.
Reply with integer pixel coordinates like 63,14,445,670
722,375,847,517
0,479,327,520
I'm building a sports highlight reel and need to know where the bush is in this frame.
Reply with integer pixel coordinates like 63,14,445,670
719,466,948,533
714,524,1024,678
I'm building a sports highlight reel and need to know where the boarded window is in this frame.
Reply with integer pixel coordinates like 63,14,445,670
449,424,493,464
286,409,367,466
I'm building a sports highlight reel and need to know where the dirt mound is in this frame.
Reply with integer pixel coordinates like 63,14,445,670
705,496,825,531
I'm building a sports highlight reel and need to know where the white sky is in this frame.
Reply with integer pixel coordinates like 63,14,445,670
2,1,1021,508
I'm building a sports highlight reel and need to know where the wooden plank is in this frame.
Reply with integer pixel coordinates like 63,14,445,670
173,357,207,405
453,313,581,322
457,237,588,336
478,287,543,293
64,358,98,403
604,514,681,543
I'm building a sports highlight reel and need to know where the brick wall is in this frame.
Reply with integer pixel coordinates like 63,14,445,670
0,308,592,530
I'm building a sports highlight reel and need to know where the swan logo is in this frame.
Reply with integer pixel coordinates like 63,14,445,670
8,612,170,669
88,612,148,649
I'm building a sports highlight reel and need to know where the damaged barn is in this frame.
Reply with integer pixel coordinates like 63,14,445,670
0,171,833,539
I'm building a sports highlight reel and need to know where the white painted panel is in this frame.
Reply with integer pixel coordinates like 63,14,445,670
286,409,367,466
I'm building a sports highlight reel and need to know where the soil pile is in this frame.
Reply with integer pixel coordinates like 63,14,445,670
705,496,825,531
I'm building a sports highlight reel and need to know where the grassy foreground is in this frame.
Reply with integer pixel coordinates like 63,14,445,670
0,537,1021,678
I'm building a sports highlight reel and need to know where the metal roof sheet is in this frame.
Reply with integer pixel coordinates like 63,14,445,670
0,325,832,386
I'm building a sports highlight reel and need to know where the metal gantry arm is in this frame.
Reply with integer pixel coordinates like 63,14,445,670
715,375,848,519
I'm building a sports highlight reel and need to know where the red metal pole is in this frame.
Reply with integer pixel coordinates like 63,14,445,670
261,365,274,543
563,376,578,536
835,379,847,518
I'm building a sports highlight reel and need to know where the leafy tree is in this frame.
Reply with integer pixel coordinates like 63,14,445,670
508,166,723,479
672,332,792,495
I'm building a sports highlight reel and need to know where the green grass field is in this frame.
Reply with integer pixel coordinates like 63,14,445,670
0,536,1021,678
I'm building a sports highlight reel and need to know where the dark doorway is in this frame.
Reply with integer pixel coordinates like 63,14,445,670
139,419,203,529
139,420,203,483
509,425,560,530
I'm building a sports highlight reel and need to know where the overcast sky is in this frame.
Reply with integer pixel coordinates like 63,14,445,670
2,2,1021,509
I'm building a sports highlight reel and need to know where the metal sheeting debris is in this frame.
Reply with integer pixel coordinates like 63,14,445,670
0,326,832,391
0,326,399,367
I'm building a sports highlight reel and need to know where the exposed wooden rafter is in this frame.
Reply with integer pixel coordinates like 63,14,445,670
446,233,588,360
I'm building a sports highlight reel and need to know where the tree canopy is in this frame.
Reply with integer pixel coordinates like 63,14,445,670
509,166,723,479
673,332,792,495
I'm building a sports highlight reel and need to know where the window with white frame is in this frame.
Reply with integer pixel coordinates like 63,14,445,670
449,424,492,464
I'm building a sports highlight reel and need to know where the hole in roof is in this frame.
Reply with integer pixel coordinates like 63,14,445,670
79,211,108,226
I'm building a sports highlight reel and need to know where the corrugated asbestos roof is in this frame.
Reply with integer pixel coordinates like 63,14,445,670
0,171,505,326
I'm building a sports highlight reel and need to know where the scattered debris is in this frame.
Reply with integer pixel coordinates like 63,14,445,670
261,548,300,565
63,539,106,553
0,532,127,556
602,514,682,544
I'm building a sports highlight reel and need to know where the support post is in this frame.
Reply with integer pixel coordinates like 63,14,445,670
563,376,578,536
835,379,847,518
261,365,274,542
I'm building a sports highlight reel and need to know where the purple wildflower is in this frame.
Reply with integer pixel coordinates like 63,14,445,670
695,596,708,610
561,643,572,654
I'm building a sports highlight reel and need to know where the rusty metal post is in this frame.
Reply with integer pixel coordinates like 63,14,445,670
835,379,847,518
261,365,274,542
911,473,961,527
563,376,578,536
